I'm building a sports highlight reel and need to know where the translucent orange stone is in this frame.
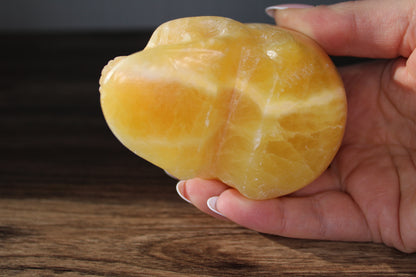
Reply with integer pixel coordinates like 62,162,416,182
99,16,346,200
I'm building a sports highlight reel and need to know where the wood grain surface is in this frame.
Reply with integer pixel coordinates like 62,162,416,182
0,32,415,276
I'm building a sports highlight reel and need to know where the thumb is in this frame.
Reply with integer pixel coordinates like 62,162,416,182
267,0,415,59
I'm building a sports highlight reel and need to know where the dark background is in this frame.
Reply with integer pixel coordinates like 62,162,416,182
0,0,343,32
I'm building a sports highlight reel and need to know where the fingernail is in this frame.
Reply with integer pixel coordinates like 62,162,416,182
207,196,226,217
265,4,314,18
176,180,192,204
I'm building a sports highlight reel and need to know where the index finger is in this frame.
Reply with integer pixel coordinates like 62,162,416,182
270,0,415,59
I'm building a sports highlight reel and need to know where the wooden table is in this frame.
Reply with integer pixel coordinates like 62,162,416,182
0,32,415,276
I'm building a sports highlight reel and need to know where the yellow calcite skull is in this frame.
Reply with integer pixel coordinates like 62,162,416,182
99,16,346,200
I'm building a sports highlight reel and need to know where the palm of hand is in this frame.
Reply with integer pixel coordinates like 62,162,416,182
309,59,416,252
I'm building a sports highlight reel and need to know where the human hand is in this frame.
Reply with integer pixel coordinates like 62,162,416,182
176,0,416,253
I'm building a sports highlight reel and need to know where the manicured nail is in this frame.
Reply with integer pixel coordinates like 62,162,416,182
207,196,226,217
176,180,191,204
265,4,314,18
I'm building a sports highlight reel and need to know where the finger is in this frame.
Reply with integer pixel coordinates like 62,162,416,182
177,178,229,219
391,53,416,89
216,189,372,242
269,0,415,58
